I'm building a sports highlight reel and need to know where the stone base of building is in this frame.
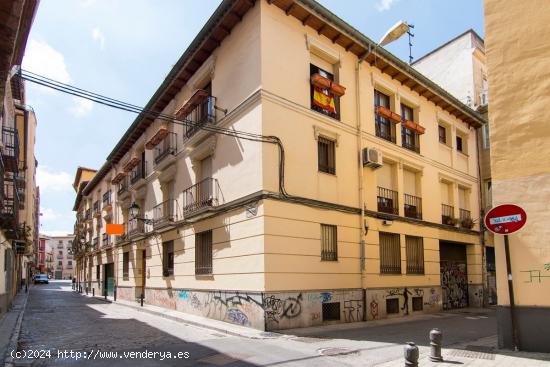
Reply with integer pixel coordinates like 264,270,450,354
467,284,484,308
0,292,11,316
497,305,550,353
365,286,443,320
129,288,364,331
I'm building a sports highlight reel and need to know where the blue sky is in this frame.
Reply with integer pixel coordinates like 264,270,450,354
24,0,484,236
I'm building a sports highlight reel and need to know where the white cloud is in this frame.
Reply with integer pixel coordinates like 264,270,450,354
36,166,73,193
22,39,71,83
80,0,96,7
69,97,93,118
92,27,105,50
41,207,61,221
375,0,399,12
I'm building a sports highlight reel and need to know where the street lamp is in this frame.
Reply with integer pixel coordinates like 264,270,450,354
128,202,153,224
378,20,410,46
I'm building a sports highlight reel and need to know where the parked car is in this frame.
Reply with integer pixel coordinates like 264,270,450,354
34,274,49,284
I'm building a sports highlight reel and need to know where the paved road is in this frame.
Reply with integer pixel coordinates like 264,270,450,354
11,281,513,366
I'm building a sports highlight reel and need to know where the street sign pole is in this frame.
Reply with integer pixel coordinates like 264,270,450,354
503,234,520,351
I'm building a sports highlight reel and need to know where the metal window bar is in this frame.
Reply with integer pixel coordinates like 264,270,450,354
404,194,422,219
102,190,112,206
102,233,111,247
182,177,219,215
401,126,420,153
406,236,424,274
318,137,336,174
377,186,399,215
154,132,177,165
162,241,174,276
321,224,338,261
127,218,145,236
195,230,213,275
1,127,19,172
375,115,396,143
153,199,177,229
130,161,147,184
85,208,92,220
92,237,98,251
459,208,471,221
117,179,128,195
380,232,401,274
441,204,455,224
185,96,216,139
93,200,100,215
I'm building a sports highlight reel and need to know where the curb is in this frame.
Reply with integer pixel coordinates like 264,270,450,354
3,290,29,367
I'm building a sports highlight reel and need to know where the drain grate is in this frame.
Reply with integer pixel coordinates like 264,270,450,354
449,346,496,360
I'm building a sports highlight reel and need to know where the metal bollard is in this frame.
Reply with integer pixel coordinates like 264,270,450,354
114,286,117,302
140,293,144,307
86,286,89,295
404,342,419,367
93,288,95,297
104,291,107,301
430,328,443,362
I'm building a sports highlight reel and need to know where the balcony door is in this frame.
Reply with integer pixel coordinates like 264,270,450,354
198,156,213,206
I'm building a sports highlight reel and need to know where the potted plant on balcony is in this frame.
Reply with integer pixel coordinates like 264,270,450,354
461,217,475,229
445,216,458,226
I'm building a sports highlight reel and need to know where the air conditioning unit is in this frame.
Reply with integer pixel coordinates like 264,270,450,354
362,147,383,169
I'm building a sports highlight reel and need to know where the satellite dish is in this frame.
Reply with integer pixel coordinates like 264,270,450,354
379,20,410,46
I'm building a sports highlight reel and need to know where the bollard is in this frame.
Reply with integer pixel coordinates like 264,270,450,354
86,286,89,295
430,328,443,362
104,291,107,301
140,293,144,307
114,286,117,302
93,288,95,297
404,342,419,367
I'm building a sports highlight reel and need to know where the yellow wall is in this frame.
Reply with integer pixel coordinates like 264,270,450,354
485,0,550,307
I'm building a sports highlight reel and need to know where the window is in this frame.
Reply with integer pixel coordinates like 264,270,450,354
96,265,100,282
318,137,336,174
412,297,423,311
310,64,339,119
320,224,337,261
162,241,174,277
438,125,447,144
68,261,72,265
401,104,419,153
123,252,129,280
374,90,395,143
195,230,213,275
379,232,401,274
386,298,399,314
58,261,62,266
482,123,490,149
456,136,464,153
405,236,424,274
322,302,341,321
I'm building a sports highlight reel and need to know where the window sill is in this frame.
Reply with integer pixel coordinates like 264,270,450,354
439,142,452,150
457,150,469,157
310,108,340,122
318,170,337,177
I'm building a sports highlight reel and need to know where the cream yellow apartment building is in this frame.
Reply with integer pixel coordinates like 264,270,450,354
73,0,485,330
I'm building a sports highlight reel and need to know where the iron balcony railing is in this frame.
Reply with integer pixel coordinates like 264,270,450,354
102,190,112,207
185,96,216,139
117,179,128,195
85,209,92,221
67,264,73,269
459,208,473,228
377,186,398,215
56,255,64,259
441,204,455,225
92,237,98,250
154,132,177,165
182,177,219,216
404,194,422,219
374,114,396,144
401,127,420,153
130,161,147,185
127,218,145,237
102,232,111,247
57,244,64,249
1,127,20,172
153,199,177,229
93,200,100,216
0,175,20,234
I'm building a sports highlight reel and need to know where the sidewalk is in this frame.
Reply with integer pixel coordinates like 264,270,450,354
0,290,28,367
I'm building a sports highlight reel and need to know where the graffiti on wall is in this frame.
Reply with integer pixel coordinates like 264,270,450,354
521,263,550,283
343,300,362,322
370,299,379,319
424,288,440,307
441,262,468,309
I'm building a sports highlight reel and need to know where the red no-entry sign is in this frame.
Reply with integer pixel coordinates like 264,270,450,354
484,204,527,235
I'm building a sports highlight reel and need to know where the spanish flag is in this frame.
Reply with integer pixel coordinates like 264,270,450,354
313,87,336,114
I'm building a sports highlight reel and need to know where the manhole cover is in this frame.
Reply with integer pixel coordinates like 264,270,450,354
318,347,357,356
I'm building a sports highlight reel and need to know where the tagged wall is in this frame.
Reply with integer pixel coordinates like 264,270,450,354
366,286,442,321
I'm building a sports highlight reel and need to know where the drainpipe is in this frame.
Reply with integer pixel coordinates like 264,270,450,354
356,55,368,321
475,125,487,307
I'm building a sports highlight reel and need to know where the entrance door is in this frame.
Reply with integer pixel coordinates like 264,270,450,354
440,241,468,310
104,263,115,297
141,250,146,297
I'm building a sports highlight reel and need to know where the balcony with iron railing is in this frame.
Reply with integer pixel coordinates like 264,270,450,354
67,264,73,269
182,178,219,217
56,254,64,259
153,199,177,229
1,127,20,172
404,194,422,220
130,161,148,186
127,218,145,237
0,175,20,238
154,132,177,168
374,114,396,144
184,96,217,139
85,208,92,221
102,190,112,210
92,237,98,251
377,186,398,215
116,222,128,243
441,204,455,226
102,232,112,247
93,200,101,217
401,127,420,154
459,208,473,229
117,178,128,197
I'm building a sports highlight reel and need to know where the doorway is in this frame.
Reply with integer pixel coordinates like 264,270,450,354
440,241,468,310
104,263,115,297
